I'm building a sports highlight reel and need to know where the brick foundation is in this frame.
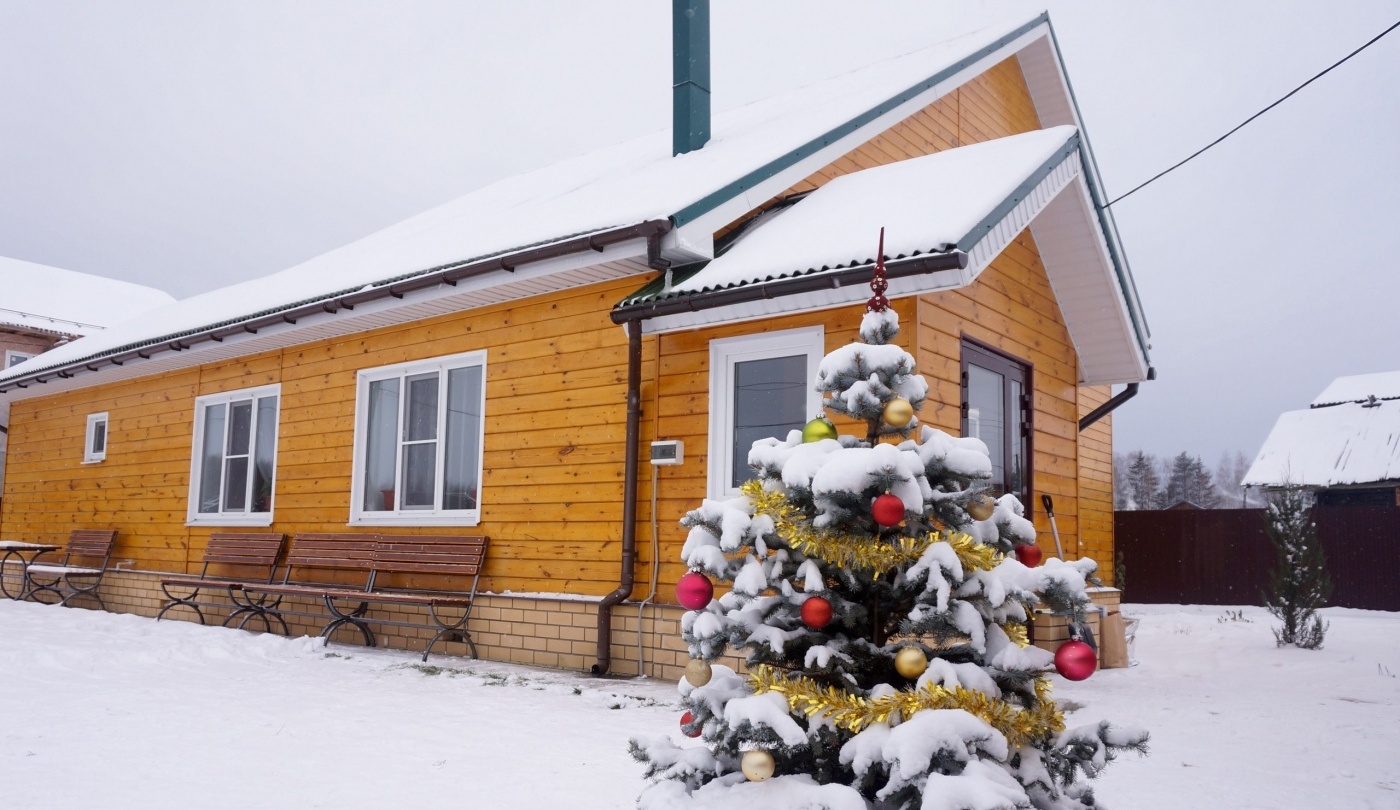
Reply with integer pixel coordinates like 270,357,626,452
64,570,1118,680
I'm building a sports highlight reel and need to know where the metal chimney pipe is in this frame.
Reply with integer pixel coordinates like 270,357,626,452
672,0,711,156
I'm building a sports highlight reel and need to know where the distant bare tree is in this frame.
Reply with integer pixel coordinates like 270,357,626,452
1215,450,1263,508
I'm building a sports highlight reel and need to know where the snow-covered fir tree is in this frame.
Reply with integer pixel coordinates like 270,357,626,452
631,282,1146,809
1263,487,1330,649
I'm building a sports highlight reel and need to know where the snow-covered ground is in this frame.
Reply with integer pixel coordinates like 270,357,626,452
2,600,1396,809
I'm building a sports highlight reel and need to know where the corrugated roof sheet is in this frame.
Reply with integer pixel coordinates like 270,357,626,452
1312,370,1400,408
620,126,1077,306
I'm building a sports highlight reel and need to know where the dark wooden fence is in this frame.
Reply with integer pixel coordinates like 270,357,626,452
1115,507,1400,611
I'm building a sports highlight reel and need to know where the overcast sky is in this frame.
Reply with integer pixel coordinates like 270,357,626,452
2,1,1398,466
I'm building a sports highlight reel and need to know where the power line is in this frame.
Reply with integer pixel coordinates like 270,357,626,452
1103,18,1400,209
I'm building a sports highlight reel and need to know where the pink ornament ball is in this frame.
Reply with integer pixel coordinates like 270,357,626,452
1014,543,1043,567
1054,639,1097,681
871,493,905,527
676,571,714,610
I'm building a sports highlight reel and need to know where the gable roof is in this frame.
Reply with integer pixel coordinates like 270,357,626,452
0,11,1149,399
1244,371,1400,489
0,255,175,338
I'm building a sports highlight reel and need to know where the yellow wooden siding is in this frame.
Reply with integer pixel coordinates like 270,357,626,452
1077,386,1115,582
721,57,1040,241
0,278,658,596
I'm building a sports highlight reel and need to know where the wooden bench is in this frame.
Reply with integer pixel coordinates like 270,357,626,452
156,533,286,629
242,533,488,661
25,529,118,609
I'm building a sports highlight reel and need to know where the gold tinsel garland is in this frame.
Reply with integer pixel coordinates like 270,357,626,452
741,480,1002,575
750,665,1064,747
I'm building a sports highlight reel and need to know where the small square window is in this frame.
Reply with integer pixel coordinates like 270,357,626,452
84,413,108,463
708,327,824,498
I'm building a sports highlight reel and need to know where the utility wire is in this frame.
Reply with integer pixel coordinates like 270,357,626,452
1103,18,1400,209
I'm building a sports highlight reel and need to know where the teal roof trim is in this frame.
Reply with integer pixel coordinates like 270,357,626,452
667,13,1049,229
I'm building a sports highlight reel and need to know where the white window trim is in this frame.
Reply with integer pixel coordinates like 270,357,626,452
349,349,487,527
186,384,281,527
83,412,108,463
5,350,36,369
707,326,824,499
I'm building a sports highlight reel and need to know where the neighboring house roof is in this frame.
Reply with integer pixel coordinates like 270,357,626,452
1244,372,1400,489
0,255,175,338
1312,370,1400,408
0,11,1149,400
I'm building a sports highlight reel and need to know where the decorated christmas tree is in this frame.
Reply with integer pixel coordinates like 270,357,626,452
630,237,1147,809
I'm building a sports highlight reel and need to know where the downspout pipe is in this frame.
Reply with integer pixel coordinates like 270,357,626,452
1078,367,1155,432
593,318,644,675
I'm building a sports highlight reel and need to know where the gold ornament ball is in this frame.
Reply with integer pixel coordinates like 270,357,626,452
894,646,929,679
802,416,838,443
966,493,996,522
684,658,713,688
883,398,915,428
741,750,776,782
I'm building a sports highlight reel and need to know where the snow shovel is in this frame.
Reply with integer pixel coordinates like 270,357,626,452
1040,494,1066,560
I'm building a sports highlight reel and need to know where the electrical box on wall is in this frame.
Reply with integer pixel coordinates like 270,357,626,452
650,440,684,466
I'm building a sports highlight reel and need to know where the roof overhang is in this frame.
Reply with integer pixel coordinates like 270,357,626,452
615,128,1149,385
0,222,669,402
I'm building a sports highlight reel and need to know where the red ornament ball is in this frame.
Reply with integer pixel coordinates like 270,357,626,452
800,595,833,629
676,571,714,611
680,710,702,738
871,493,905,527
1054,639,1097,681
1014,543,1043,567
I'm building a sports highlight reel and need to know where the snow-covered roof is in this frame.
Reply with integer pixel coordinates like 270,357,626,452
1311,371,1400,408
1243,399,1400,489
0,11,1150,398
658,127,1081,299
615,126,1148,385
0,255,174,337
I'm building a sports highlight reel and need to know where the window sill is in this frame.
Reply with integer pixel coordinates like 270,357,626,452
186,514,275,528
349,513,481,527
81,458,106,465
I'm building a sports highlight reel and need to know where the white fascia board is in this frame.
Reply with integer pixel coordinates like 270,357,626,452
672,24,1052,261
1031,174,1150,385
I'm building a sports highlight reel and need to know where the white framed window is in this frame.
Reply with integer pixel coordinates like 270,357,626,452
350,350,486,526
83,412,109,463
5,350,35,369
708,326,824,498
187,384,280,526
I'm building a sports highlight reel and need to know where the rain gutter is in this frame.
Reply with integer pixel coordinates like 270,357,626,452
610,250,968,325
1078,367,1155,431
593,319,644,676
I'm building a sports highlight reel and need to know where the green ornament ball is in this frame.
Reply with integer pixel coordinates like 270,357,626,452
802,416,837,443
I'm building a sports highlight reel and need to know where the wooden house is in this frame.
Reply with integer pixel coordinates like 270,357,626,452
0,10,1152,677
0,255,175,501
